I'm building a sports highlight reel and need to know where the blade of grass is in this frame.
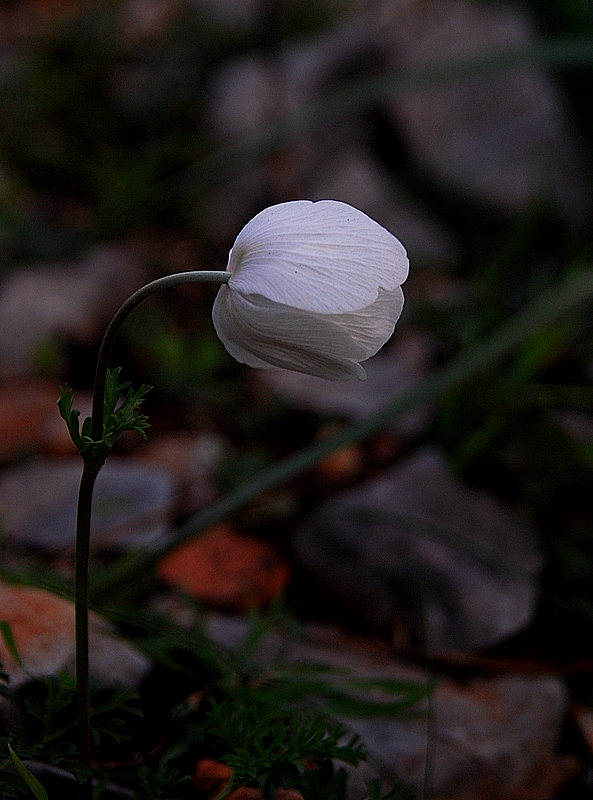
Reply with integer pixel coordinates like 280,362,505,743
0,622,23,669
7,747,48,800
91,265,593,603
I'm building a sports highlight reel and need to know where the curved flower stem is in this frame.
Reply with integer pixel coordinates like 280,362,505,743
90,271,229,441
74,270,229,797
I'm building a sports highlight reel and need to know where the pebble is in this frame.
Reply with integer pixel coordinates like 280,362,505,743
158,523,291,611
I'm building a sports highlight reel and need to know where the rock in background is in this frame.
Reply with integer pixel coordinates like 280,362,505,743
0,457,175,552
293,447,544,651
0,582,150,691
0,246,147,379
381,0,591,227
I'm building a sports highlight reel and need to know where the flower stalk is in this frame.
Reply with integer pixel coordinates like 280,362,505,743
91,271,230,440
61,271,229,799
74,462,101,800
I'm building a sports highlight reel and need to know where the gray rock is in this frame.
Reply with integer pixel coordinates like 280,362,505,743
208,15,381,143
293,447,544,651
347,673,567,799
203,13,384,244
382,0,591,227
138,431,228,515
0,456,175,551
205,613,568,799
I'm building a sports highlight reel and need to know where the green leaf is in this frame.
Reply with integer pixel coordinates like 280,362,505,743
101,369,152,447
7,746,48,800
48,741,78,766
80,415,93,442
91,716,132,745
0,769,27,797
104,367,130,422
56,386,85,452
59,370,151,466
0,622,22,670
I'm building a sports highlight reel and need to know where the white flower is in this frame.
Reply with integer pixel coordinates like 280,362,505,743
212,200,409,380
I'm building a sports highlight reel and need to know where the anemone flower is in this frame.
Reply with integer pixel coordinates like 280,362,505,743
212,200,409,380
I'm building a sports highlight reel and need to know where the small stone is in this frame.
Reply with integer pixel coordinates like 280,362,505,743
193,758,232,794
275,792,306,800
292,447,544,651
0,582,150,689
227,789,266,800
317,440,364,483
0,456,175,552
158,523,291,611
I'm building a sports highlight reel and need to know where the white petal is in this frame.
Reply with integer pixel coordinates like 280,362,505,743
212,286,372,379
329,286,405,359
226,200,409,315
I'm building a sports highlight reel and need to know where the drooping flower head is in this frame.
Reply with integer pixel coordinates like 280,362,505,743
212,200,409,380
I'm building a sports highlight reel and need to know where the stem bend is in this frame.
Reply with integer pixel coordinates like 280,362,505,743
90,270,229,441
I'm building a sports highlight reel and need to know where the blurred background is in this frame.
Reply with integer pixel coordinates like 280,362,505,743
1,0,593,796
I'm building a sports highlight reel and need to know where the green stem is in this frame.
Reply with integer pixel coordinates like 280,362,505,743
73,270,229,798
75,462,102,800
91,271,229,441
